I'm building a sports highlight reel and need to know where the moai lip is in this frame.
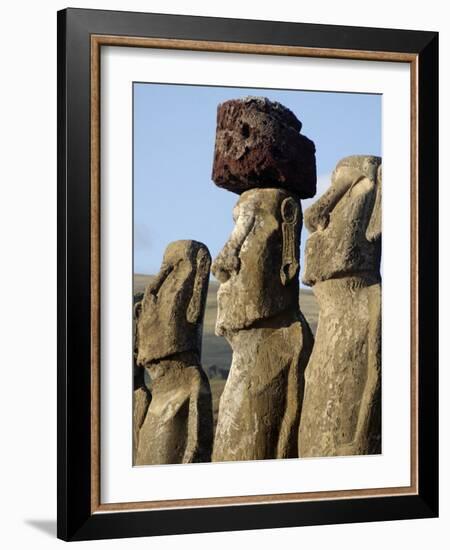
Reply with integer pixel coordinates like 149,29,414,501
212,96,317,199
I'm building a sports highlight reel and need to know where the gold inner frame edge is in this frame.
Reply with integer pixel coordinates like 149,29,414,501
90,34,419,514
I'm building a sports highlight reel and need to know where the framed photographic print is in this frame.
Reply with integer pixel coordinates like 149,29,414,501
57,8,438,541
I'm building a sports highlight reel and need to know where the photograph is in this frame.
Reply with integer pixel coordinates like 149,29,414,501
54,6,439,541
132,84,382,466
0,0,444,547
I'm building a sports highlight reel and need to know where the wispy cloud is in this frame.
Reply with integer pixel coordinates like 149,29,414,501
134,224,152,252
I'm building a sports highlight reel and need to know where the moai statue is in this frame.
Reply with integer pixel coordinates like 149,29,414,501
134,240,214,465
210,97,315,462
299,155,382,457
133,369,151,461
132,291,151,461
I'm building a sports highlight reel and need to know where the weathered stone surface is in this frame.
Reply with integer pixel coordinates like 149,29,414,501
134,240,214,465
133,294,151,461
133,369,151,462
299,155,382,457
212,97,316,199
212,315,313,461
213,188,303,334
211,188,314,461
136,355,214,465
135,240,211,366
303,155,382,286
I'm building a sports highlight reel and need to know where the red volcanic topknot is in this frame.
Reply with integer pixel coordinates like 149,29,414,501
211,96,317,199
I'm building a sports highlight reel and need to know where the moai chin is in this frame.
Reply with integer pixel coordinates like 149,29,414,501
134,240,214,465
211,187,314,461
299,155,382,457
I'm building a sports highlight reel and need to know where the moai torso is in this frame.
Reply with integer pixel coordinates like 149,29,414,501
134,240,214,465
213,318,312,461
299,155,382,457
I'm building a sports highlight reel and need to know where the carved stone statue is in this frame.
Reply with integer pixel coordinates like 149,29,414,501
134,240,214,465
299,155,382,457
211,188,314,461
133,369,151,461
133,292,151,461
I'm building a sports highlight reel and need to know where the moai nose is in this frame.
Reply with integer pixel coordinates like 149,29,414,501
211,256,230,283
211,251,240,283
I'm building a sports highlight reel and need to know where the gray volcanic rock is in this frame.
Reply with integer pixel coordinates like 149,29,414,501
134,240,214,465
298,277,381,457
212,97,316,199
299,155,382,457
133,384,151,462
136,359,214,465
211,188,314,461
212,315,313,462
135,240,211,366
303,155,382,286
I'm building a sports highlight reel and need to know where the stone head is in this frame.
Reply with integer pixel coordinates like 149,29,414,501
303,155,382,286
135,240,211,366
332,155,380,195
212,188,302,336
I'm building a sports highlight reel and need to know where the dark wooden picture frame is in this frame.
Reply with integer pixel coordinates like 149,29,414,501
57,8,438,541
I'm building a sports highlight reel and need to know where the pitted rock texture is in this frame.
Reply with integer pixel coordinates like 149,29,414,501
299,155,382,457
135,240,211,366
298,278,381,457
212,97,316,199
135,358,213,465
212,314,313,461
212,188,303,334
211,188,313,461
133,297,151,461
303,155,382,286
133,382,151,462
134,240,214,465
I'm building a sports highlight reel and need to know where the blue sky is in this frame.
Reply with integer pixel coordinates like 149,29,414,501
133,83,381,279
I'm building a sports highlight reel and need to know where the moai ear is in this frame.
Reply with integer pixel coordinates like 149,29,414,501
280,197,300,286
366,165,382,242
187,247,212,324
